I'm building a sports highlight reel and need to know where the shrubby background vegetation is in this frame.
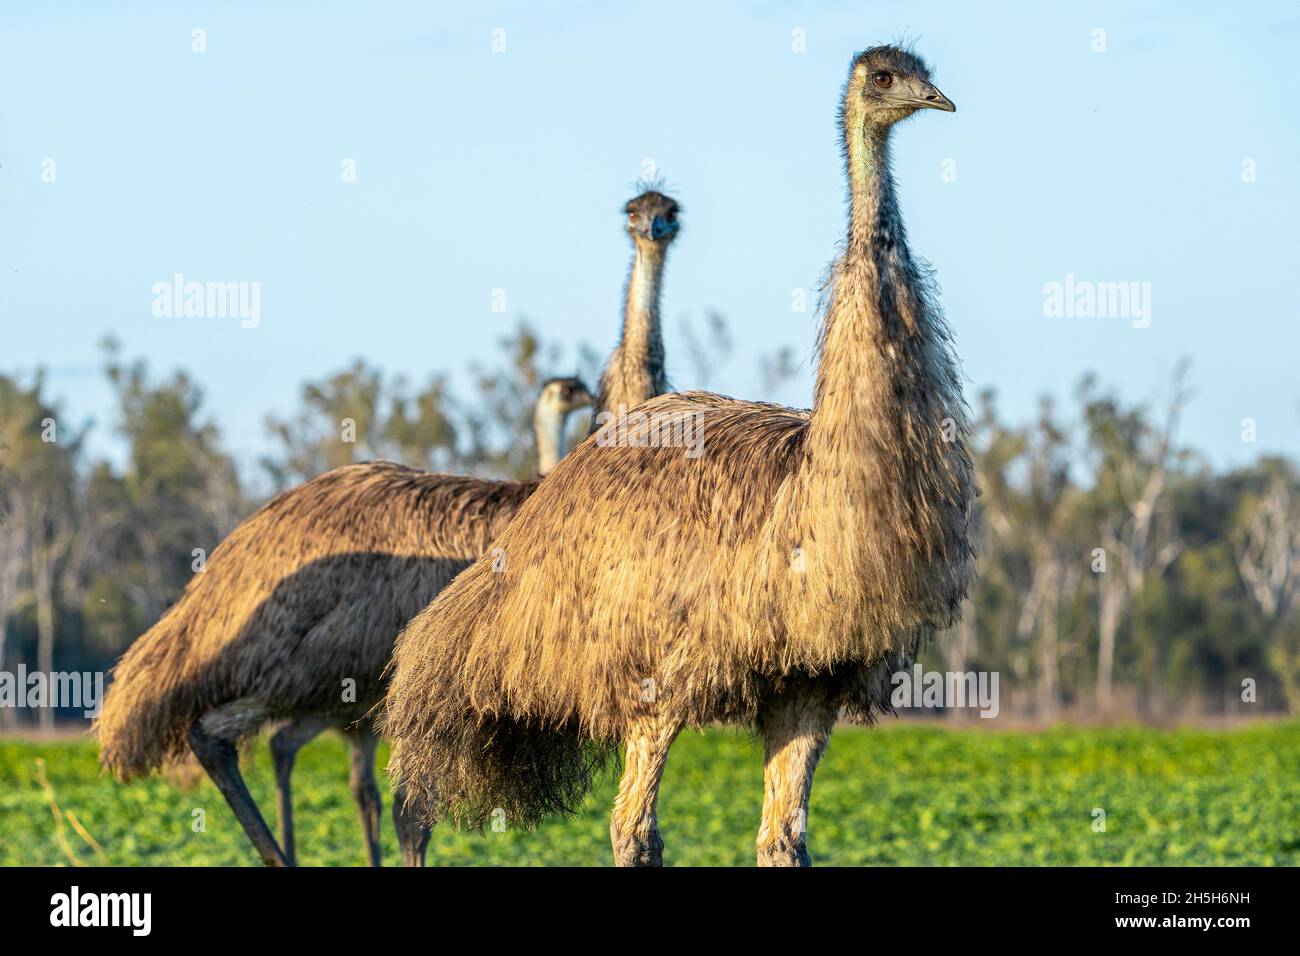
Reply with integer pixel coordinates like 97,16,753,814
1,318,1297,730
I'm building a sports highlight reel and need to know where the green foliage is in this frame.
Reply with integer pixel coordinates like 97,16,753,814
2,723,1297,866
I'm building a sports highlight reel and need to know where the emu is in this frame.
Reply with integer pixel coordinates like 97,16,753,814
96,377,592,867
383,46,973,866
97,186,682,867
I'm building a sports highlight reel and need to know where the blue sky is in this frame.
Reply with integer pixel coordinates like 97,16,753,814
2,1,1296,477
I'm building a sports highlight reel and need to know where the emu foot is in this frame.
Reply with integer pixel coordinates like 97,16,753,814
756,840,812,867
611,823,664,867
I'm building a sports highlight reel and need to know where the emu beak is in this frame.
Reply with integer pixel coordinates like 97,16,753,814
912,80,955,112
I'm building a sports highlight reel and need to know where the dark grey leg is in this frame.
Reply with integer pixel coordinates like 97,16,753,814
188,720,288,867
342,723,384,867
269,717,330,866
392,783,432,867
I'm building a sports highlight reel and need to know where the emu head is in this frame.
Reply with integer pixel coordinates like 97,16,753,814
539,376,595,415
624,190,681,246
846,45,955,130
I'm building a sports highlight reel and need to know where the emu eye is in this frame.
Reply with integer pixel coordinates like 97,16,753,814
872,71,893,89
628,211,639,221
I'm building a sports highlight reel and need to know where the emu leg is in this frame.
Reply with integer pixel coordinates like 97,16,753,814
392,783,432,867
188,720,288,867
269,716,331,866
342,722,383,867
610,713,680,867
755,683,839,867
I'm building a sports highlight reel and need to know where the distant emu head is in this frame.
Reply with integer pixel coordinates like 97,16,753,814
539,376,595,415
847,45,955,129
624,191,680,247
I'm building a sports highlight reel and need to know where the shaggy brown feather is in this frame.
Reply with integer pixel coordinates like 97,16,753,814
96,462,536,778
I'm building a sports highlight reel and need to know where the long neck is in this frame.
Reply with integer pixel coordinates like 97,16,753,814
595,241,669,426
808,122,917,459
533,401,566,476
796,112,973,631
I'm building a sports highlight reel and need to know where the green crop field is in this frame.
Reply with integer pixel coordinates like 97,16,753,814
2,722,1298,866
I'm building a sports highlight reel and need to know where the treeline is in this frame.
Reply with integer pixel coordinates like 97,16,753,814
1,325,1297,728
927,362,1299,720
